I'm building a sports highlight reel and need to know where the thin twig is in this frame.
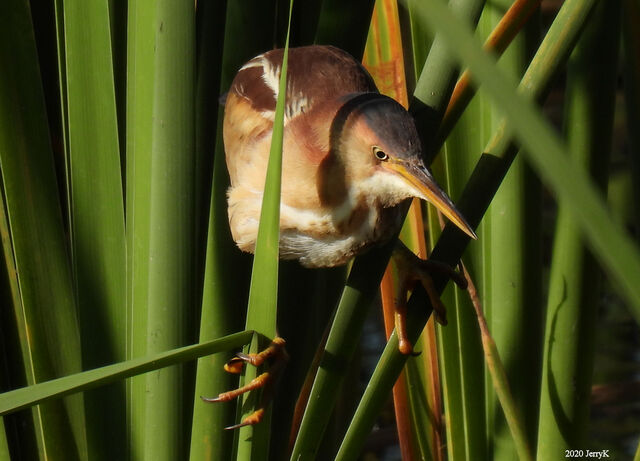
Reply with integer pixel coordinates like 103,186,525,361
460,262,534,461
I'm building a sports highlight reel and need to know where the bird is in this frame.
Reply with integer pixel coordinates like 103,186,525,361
206,44,476,428
224,45,475,267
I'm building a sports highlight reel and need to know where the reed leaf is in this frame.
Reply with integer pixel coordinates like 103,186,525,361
189,1,277,458
537,2,621,456
193,0,228,309
0,332,253,417
0,161,40,461
436,72,486,461
0,419,8,459
126,1,156,455
622,0,640,237
190,121,250,461
314,0,376,57
435,0,542,150
52,0,71,237
236,1,294,458
402,10,443,460
126,1,196,458
290,239,397,460
399,204,441,461
363,1,417,458
0,1,86,457
412,0,486,162
62,0,127,457
414,1,487,459
474,3,542,459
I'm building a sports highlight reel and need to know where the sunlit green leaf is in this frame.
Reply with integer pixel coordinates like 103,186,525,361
0,332,253,417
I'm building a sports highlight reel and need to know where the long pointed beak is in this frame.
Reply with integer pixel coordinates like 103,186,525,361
385,160,477,239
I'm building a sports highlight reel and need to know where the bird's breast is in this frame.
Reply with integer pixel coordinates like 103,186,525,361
279,196,403,268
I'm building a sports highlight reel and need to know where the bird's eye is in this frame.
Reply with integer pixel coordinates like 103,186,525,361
373,146,388,161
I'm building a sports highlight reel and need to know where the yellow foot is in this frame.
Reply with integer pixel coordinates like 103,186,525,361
201,337,288,429
392,242,467,355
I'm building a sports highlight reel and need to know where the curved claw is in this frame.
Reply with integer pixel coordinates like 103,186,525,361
224,408,265,430
224,357,246,374
200,395,224,403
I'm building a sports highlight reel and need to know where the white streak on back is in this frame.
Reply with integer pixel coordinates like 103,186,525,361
240,58,264,71
261,57,281,98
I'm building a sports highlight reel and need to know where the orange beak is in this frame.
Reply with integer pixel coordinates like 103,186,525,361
384,159,477,240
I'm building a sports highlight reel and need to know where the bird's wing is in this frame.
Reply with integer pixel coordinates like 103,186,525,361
229,45,378,125
224,46,379,207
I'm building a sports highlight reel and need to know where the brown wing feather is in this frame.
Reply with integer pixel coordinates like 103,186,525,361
229,45,378,120
224,45,380,246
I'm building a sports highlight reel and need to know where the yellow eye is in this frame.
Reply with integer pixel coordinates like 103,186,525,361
373,146,388,161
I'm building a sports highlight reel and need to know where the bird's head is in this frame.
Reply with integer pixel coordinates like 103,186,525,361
331,93,477,239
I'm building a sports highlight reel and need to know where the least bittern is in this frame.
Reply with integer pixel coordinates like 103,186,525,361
204,45,476,428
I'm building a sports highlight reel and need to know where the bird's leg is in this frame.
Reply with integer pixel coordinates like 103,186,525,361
201,337,289,429
392,242,467,355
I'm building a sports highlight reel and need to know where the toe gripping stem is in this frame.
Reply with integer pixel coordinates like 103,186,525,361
393,242,467,355
201,337,288,429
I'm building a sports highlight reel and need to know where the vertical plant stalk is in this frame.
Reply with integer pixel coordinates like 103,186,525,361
434,73,487,461
363,1,419,459
412,0,488,459
379,266,419,460
189,1,278,458
236,1,294,459
469,3,542,460
126,1,155,456
0,0,87,457
193,0,229,311
144,2,195,458
62,0,127,457
423,317,443,461
190,124,247,461
0,171,44,461
411,0,487,162
314,0,376,58
403,9,444,460
189,4,233,455
189,2,234,457
460,262,533,461
402,201,444,461
291,238,397,461
126,1,196,459
536,1,621,457
53,0,72,239
0,418,8,459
